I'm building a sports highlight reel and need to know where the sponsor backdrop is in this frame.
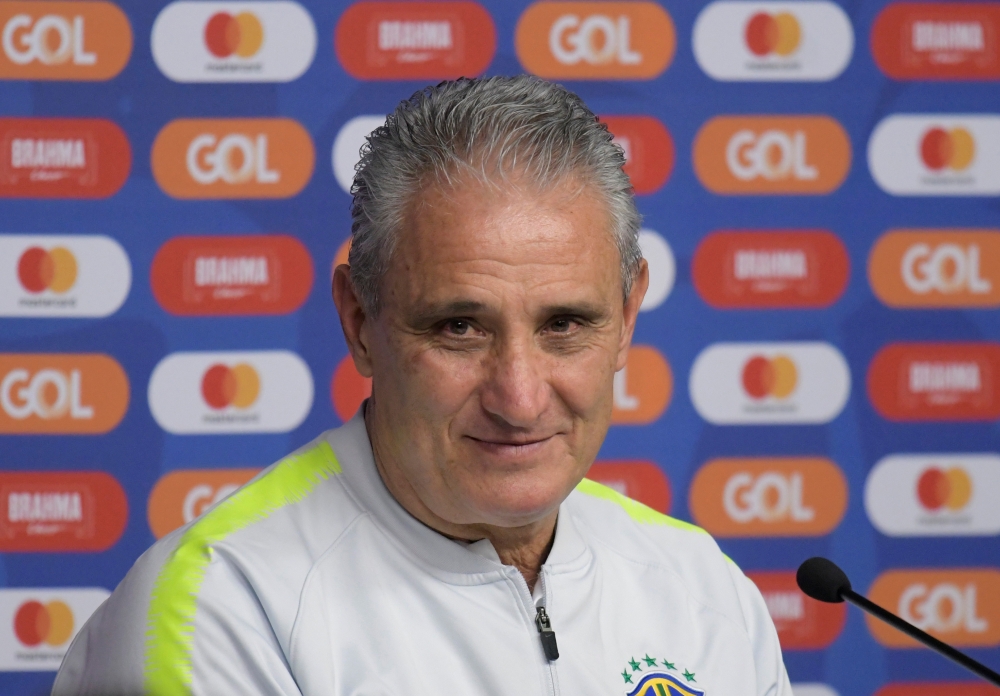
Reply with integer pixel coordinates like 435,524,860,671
0,0,997,693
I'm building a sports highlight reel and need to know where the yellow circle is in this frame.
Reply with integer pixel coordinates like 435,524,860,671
230,363,260,408
773,13,801,56
945,467,972,511
47,247,77,294
234,13,264,58
948,128,975,170
770,355,798,398
44,601,74,646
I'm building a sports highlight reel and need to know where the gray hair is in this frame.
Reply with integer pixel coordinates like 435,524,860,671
348,74,642,316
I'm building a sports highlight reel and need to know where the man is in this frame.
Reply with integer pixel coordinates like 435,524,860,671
54,76,791,696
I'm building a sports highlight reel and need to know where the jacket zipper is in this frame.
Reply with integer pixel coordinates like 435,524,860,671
510,567,560,696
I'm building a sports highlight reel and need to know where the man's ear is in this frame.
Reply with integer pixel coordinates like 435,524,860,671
332,264,374,378
616,258,648,372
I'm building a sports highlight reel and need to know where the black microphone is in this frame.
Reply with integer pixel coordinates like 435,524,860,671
796,557,1000,688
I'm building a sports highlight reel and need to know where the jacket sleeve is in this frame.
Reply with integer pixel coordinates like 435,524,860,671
51,535,303,696
728,562,794,696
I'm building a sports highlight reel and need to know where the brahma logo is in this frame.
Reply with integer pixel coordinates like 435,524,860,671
693,2,852,81
0,587,108,670
332,115,385,193
869,230,1000,308
0,354,128,434
690,342,850,424
516,2,675,80
148,350,313,434
868,569,1000,647
867,342,1000,421
611,345,672,425
152,118,314,199
0,1,131,80
876,683,1000,696
690,458,848,537
147,468,261,538
0,235,130,317
748,571,846,649
601,116,673,195
0,118,130,198
693,116,851,194
868,114,1000,195
0,471,127,551
693,230,849,308
152,1,316,83
872,3,1000,80
331,355,371,423
151,235,313,316
865,454,1000,536
585,460,671,513
336,1,495,80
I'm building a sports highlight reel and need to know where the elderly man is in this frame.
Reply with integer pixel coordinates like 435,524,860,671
54,76,790,696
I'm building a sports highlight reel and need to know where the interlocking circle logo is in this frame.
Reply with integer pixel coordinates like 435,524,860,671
921,127,975,172
745,12,800,56
14,600,73,647
741,354,797,400
204,11,263,58
16,246,77,294
917,466,972,512
200,363,260,410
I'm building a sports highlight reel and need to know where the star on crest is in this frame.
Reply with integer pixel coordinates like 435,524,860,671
683,669,696,682
628,657,641,671
643,654,658,667
662,659,675,670
621,669,633,684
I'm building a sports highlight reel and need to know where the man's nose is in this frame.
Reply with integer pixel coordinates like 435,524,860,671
480,335,550,429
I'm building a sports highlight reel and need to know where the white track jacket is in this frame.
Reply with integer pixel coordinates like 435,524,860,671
54,412,791,696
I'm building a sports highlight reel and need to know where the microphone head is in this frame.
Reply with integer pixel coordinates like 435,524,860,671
796,557,851,603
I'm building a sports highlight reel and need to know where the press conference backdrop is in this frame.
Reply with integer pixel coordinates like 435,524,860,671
1,0,999,694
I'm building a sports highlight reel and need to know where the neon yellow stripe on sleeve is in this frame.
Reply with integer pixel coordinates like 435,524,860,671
143,441,342,695
575,477,708,534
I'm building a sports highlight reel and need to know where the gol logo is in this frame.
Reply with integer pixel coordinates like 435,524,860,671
147,468,260,538
151,235,314,316
0,471,128,552
335,2,496,81
516,2,675,80
693,230,850,309
877,683,1000,696
0,1,132,80
14,600,73,647
331,355,371,423
867,342,1000,421
745,12,800,57
201,363,259,410
917,466,971,513
0,117,131,199
693,116,851,194
600,115,673,195
205,11,262,58
868,569,1000,647
17,246,76,294
585,460,671,513
747,571,846,649
152,118,314,199
689,458,848,537
741,354,797,400
611,345,672,424
869,230,1000,308
921,127,974,172
872,3,1000,80
0,354,128,434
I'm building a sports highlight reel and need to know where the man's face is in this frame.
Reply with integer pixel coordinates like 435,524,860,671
348,177,646,531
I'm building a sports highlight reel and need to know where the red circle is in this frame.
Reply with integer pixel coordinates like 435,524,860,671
205,13,235,58
201,364,236,410
331,357,372,423
745,13,777,56
17,247,50,293
920,128,951,170
13,601,47,647
741,356,774,399
917,467,949,510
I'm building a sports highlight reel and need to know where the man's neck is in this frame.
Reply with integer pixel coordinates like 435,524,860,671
365,406,557,592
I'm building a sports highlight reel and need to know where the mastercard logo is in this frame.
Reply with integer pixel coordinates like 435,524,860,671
917,466,972,512
741,354,797,400
745,12,800,57
921,127,975,171
204,11,263,58
16,246,77,294
13,600,73,647
201,363,259,410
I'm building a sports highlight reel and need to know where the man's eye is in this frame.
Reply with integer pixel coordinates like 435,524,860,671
550,318,574,333
444,319,470,335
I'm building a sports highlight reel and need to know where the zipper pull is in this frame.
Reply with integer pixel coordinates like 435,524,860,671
535,606,559,661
